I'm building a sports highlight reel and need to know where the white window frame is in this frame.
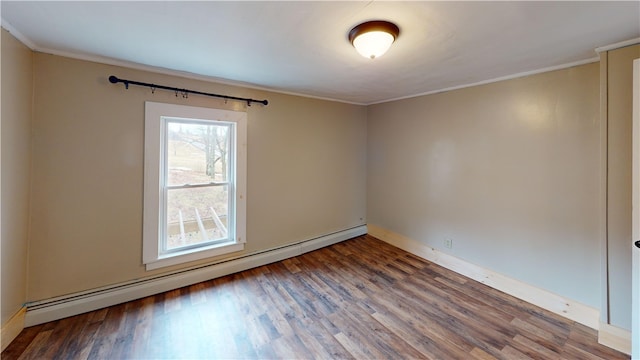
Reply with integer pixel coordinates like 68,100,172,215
143,101,246,271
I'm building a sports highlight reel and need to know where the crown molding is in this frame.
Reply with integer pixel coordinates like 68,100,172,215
1,19,36,49
595,37,640,53
369,56,600,105
3,18,628,106
1,21,364,106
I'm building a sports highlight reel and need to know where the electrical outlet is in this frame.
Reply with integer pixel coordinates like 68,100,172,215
444,238,453,249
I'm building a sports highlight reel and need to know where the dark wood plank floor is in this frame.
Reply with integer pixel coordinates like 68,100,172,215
3,235,629,360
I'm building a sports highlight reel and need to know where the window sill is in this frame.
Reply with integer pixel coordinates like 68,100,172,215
145,242,244,271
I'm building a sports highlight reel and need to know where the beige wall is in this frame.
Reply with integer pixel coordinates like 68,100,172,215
28,53,367,301
367,63,601,308
605,44,640,330
1,29,33,324
14,34,636,333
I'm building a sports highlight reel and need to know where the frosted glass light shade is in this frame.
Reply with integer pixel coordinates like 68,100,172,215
353,31,395,59
348,20,400,60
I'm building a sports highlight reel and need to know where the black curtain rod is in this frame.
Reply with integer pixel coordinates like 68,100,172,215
108,75,268,106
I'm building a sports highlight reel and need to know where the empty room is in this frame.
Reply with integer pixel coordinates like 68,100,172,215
2,1,639,359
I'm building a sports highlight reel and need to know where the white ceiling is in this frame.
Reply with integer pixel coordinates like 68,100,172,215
1,1,639,105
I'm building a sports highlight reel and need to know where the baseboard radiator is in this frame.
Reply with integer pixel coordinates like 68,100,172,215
25,225,367,327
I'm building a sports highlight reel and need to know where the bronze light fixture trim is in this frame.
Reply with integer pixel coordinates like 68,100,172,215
348,20,400,59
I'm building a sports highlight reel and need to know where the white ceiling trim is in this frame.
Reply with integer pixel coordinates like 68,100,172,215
369,56,600,106
595,37,640,53
0,20,625,107
2,2,638,104
1,20,364,106
1,19,36,50
31,44,366,106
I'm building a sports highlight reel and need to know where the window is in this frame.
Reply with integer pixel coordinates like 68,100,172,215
143,102,246,270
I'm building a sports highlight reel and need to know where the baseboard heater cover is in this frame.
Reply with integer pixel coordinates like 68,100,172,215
25,225,367,327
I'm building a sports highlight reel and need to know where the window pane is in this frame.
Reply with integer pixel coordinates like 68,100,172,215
165,185,229,251
167,121,230,186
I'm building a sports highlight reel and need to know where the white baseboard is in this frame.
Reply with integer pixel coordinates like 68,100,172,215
598,322,632,355
1,306,26,351
367,224,601,330
25,225,367,327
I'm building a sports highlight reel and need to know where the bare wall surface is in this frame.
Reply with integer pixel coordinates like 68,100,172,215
367,63,601,309
1,29,33,324
29,53,367,301
606,44,640,330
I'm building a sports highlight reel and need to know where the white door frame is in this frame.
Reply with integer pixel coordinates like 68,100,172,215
632,57,639,360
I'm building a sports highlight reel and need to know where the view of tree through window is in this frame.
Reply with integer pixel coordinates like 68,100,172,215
165,121,232,251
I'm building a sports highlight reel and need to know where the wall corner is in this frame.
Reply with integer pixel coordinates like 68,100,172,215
1,306,26,352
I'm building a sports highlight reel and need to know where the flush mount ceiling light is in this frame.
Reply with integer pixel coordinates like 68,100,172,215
348,20,400,59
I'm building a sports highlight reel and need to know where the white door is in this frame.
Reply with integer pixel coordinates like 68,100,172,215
632,58,640,360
